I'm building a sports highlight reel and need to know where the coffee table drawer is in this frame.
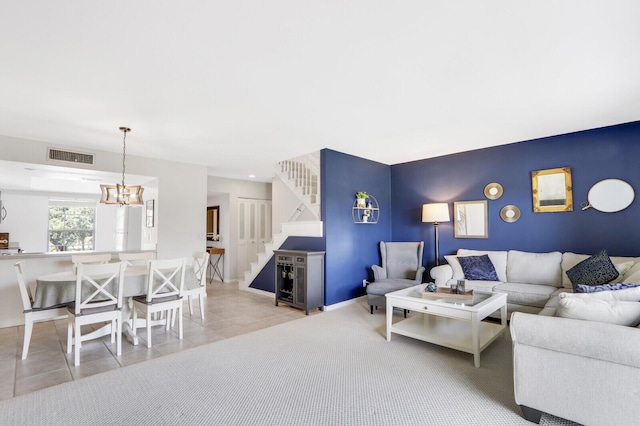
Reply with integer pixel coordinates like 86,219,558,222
395,297,472,320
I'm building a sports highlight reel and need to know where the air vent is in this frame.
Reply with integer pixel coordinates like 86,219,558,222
47,148,94,165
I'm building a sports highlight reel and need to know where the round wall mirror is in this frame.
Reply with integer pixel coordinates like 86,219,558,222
500,205,521,223
581,179,634,213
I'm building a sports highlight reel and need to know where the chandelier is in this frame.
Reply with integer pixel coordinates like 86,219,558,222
99,127,144,205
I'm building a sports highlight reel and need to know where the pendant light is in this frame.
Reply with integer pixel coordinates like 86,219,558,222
99,127,144,205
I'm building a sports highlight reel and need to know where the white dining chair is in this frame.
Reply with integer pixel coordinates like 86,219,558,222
118,251,154,266
132,258,186,348
71,253,112,273
15,261,68,360
66,261,126,366
181,251,210,320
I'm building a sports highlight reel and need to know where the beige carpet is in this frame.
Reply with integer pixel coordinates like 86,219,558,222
0,302,579,425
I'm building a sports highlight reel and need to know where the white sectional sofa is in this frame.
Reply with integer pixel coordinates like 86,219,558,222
431,249,640,425
429,248,640,315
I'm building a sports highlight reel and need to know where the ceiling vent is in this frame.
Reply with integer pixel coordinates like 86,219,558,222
47,148,95,165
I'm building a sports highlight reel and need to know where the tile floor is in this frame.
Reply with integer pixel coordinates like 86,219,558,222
0,281,319,401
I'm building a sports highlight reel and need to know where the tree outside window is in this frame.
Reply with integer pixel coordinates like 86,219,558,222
48,205,96,252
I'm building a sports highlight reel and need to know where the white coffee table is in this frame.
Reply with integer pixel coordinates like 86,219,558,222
385,284,507,367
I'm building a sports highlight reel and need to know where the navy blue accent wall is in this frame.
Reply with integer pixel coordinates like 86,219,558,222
322,149,392,305
391,121,640,270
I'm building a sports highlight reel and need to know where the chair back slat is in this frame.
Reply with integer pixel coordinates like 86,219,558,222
71,253,112,273
75,262,125,315
15,261,34,311
118,252,154,266
192,251,210,288
146,258,186,302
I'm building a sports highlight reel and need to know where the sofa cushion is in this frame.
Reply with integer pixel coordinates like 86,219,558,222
566,250,619,288
457,255,498,281
366,280,415,296
456,249,508,282
621,259,640,284
556,295,640,326
494,282,558,308
507,250,562,287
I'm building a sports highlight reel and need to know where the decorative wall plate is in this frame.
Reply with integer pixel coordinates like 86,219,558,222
484,183,503,200
500,205,521,223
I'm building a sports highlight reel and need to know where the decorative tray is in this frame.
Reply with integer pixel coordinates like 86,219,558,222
422,287,474,301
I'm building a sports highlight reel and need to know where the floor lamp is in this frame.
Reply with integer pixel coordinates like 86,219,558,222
422,203,450,266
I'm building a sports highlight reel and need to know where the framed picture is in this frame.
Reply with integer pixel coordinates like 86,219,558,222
146,200,155,227
531,167,573,212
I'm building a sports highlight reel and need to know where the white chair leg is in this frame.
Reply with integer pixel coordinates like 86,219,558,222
178,305,183,340
188,296,193,315
22,317,33,360
116,317,122,357
198,294,205,320
146,311,152,349
131,306,138,339
74,322,81,366
111,319,116,343
67,319,73,354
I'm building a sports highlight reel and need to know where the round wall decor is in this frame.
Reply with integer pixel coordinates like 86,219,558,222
484,183,503,200
500,205,521,223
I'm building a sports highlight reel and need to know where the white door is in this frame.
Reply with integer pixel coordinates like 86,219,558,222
257,200,272,254
237,199,248,278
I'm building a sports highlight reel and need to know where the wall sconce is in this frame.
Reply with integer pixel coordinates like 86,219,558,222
422,203,450,266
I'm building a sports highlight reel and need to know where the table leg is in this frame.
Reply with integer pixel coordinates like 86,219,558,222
472,313,480,368
386,297,393,341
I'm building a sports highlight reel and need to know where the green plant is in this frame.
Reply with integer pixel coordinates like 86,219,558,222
355,191,369,199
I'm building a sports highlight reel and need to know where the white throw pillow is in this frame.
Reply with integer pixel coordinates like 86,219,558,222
457,249,507,282
556,296,640,326
507,250,562,286
609,261,635,284
444,255,464,280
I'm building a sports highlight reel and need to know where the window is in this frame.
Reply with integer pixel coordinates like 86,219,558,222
48,200,96,252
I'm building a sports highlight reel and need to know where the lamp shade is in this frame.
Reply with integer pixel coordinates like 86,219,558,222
422,203,450,223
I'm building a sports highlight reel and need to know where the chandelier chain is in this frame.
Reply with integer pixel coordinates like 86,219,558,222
121,128,127,187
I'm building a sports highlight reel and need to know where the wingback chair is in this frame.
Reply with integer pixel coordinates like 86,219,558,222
367,241,425,314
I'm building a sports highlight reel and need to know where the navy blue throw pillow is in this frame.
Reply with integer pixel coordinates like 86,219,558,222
458,255,499,281
575,283,640,293
566,250,619,289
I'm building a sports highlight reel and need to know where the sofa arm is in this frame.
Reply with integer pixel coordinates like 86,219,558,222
510,312,640,369
371,265,386,281
430,265,453,287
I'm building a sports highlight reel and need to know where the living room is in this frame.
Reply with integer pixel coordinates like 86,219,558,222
1,2,639,424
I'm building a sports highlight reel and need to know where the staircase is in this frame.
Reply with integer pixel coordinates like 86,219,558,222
238,152,323,292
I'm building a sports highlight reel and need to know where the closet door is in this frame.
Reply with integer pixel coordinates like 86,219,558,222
247,200,258,265
257,200,272,254
237,199,248,278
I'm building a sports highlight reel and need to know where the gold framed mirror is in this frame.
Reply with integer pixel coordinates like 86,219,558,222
531,167,573,213
454,200,488,238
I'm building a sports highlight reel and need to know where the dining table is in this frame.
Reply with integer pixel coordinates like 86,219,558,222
35,264,199,345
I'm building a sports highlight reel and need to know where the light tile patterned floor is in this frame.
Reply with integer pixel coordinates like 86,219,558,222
0,281,319,400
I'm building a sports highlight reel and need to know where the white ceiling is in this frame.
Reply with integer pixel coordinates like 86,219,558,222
1,1,639,184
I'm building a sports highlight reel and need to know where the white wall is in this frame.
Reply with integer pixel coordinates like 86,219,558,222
207,176,271,280
0,134,207,327
271,175,317,234
0,192,49,252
